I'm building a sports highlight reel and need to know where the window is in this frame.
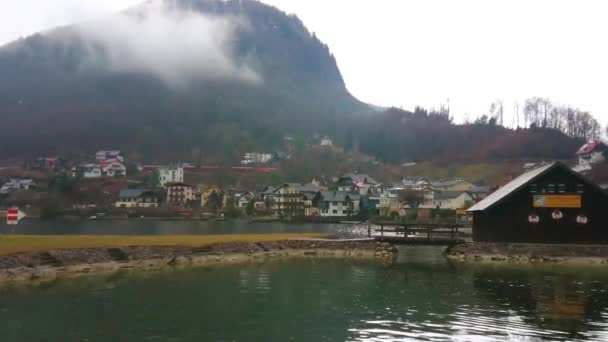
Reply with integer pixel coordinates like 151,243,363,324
577,184,585,193
332,201,338,205
558,184,566,193
530,184,537,193
342,210,347,214
547,184,555,194
332,210,338,214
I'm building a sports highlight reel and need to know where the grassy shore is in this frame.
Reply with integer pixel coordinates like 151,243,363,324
0,233,332,255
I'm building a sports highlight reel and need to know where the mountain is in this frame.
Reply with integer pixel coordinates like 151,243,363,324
0,0,368,161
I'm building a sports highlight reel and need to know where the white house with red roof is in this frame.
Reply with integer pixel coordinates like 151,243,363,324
80,160,126,178
575,141,608,171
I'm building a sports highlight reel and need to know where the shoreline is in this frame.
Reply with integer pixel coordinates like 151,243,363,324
446,242,608,265
0,240,397,284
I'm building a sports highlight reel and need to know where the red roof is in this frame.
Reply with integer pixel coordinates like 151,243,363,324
576,141,607,155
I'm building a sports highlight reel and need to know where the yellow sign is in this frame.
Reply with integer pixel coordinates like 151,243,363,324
533,195,581,208
456,209,467,215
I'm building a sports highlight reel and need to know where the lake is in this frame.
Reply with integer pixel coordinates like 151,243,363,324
2,246,608,341
0,220,367,237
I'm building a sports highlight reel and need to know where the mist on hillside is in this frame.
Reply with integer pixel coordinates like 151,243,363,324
74,0,261,86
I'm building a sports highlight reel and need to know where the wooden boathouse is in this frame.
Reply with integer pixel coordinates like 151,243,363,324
467,161,608,244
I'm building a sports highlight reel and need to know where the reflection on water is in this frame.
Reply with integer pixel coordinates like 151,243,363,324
1,247,608,341
0,219,359,237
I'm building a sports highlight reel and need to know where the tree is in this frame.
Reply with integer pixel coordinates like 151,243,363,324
144,170,160,189
246,199,255,216
126,163,140,177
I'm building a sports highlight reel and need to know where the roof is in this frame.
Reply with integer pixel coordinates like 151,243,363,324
97,150,121,155
430,179,467,188
321,191,351,202
576,141,607,155
434,191,472,200
401,177,429,186
118,189,152,199
470,185,491,194
341,173,379,185
467,162,594,212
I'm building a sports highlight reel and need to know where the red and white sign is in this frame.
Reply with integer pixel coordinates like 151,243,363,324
576,214,588,225
6,207,26,225
528,213,540,224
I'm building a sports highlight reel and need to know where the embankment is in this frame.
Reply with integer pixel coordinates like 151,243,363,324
447,242,608,264
0,240,398,283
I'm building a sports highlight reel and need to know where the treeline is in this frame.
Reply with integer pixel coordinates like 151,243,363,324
473,97,602,141
343,106,584,164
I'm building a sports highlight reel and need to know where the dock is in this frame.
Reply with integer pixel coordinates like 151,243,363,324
367,222,468,245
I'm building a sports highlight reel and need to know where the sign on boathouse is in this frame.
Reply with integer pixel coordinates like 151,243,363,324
533,195,582,208
467,162,608,244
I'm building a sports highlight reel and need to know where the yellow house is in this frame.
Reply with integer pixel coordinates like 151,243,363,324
201,185,224,208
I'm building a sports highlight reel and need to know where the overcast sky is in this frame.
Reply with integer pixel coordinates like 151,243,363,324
1,0,607,126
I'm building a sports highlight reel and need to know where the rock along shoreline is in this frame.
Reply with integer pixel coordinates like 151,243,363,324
447,242,608,265
0,239,398,284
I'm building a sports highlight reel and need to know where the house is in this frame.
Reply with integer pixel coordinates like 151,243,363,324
318,191,360,218
574,141,608,172
115,189,160,208
420,191,474,210
470,185,492,202
430,179,475,192
335,173,379,194
166,182,195,206
159,166,184,187
241,152,273,165
400,177,432,190
81,164,102,178
252,193,268,211
0,179,36,194
320,137,334,147
201,185,224,209
302,191,321,217
80,160,126,178
96,150,124,163
98,159,126,177
378,191,400,217
468,162,608,244
273,183,306,217
236,192,255,208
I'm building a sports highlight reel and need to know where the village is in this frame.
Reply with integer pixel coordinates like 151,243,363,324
2,139,607,223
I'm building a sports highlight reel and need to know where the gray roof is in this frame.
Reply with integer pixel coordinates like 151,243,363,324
470,185,491,194
468,163,554,212
118,189,150,199
434,191,472,200
341,173,379,185
430,179,465,188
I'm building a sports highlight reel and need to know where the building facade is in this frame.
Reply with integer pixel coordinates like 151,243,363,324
468,162,608,244
166,183,194,206
115,189,160,208
159,166,184,187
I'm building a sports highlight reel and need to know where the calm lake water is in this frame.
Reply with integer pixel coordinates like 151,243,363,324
0,220,364,237
2,247,608,341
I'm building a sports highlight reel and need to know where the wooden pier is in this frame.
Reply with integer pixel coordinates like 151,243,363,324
368,222,467,245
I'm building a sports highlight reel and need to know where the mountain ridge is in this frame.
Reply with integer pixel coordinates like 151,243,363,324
0,0,368,161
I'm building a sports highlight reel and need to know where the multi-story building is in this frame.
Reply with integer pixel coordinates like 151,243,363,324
115,189,160,208
166,182,194,206
159,166,184,187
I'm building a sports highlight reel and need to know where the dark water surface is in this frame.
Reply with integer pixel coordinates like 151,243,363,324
0,220,362,237
2,247,608,341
